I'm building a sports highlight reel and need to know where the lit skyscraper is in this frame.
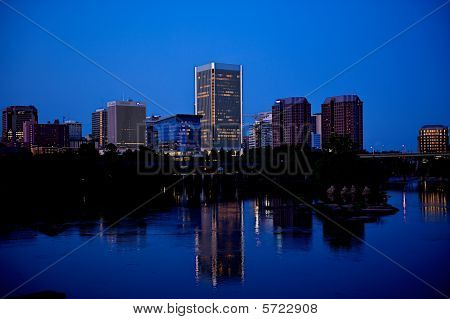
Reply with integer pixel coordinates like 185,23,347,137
321,95,363,151
91,108,108,149
195,62,242,151
272,97,311,147
248,112,272,149
107,100,146,150
1,105,38,145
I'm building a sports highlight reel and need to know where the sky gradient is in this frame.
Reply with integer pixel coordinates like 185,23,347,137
1,0,449,151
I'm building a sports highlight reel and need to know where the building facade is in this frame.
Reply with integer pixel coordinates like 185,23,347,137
311,113,322,149
195,62,242,151
321,95,363,151
248,112,272,149
1,105,38,145
153,114,202,155
91,108,108,149
272,97,311,148
23,120,69,153
64,120,82,148
418,125,448,154
145,115,161,150
107,100,146,150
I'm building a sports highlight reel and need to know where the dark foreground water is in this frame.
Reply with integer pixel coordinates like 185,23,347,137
1,181,449,298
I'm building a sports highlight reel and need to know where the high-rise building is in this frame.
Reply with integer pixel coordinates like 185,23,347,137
418,125,448,154
195,62,242,151
145,115,161,150
311,113,322,150
1,105,38,145
321,95,363,150
23,120,69,153
64,120,82,149
91,108,108,149
153,114,202,155
107,100,146,150
272,97,311,147
248,112,272,149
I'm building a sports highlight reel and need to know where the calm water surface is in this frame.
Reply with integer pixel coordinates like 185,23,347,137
1,181,449,298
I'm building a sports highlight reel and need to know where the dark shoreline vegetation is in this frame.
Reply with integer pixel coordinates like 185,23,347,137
1,143,449,228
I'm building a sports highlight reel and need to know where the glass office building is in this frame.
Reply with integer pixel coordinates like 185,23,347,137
154,114,202,155
195,62,242,151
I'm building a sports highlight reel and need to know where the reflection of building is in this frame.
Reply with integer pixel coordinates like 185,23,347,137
272,97,311,147
23,120,69,153
419,182,448,222
311,113,322,150
195,62,242,151
249,112,272,149
154,114,202,155
91,108,108,149
321,95,363,150
1,105,38,145
107,100,146,150
195,201,244,286
253,196,312,252
64,120,82,148
145,115,160,150
418,125,448,154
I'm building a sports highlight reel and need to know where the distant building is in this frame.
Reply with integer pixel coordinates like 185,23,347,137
248,112,272,149
272,97,311,147
418,125,448,154
1,105,38,145
91,108,108,149
242,135,249,150
107,100,146,150
321,95,363,151
153,114,202,155
145,115,161,150
23,120,69,153
311,113,322,150
64,120,82,149
195,62,242,151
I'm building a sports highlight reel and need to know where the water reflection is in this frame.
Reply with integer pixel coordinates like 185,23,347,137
253,196,312,252
419,181,449,223
78,218,148,250
194,201,244,286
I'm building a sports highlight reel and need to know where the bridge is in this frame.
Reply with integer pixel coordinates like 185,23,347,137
357,152,450,159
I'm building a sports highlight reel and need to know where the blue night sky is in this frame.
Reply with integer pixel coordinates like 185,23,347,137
0,0,449,151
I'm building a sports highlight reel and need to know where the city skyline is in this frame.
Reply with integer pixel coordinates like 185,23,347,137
1,0,449,151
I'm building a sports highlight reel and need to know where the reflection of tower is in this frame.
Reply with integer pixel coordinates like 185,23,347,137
195,201,244,286
254,196,312,252
402,191,407,223
420,182,448,223
322,220,365,251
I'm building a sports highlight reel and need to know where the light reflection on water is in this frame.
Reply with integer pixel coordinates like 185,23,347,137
0,181,449,298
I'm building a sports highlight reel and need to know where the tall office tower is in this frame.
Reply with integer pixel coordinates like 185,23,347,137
195,62,242,151
145,115,161,150
91,108,108,149
311,113,322,149
64,120,82,148
107,100,146,150
272,97,311,148
248,112,272,149
418,125,448,154
321,95,363,151
1,105,38,145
